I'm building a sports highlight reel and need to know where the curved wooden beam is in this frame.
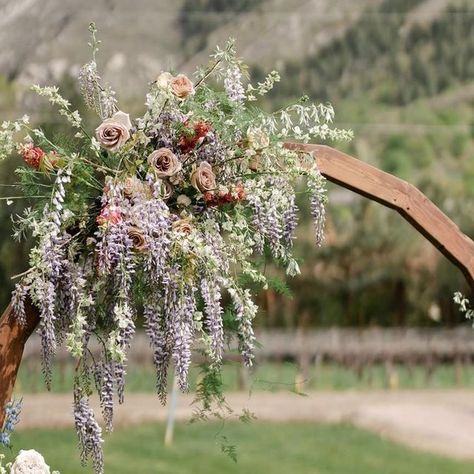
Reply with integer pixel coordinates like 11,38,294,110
285,143,474,291
1,144,473,426
0,301,39,428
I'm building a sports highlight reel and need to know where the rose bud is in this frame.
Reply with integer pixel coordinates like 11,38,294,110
39,151,63,172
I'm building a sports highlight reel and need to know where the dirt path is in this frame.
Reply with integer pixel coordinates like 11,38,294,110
16,389,474,461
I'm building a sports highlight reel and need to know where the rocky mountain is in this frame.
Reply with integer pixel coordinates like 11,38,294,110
0,0,378,99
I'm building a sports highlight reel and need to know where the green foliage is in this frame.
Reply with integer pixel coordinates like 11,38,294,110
220,436,238,463
261,3,474,106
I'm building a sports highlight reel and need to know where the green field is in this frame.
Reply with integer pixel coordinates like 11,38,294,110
2,422,473,474
15,361,474,394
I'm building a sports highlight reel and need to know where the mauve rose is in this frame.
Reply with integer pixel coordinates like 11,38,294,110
190,161,216,193
95,111,132,152
148,148,182,178
170,74,194,99
128,226,147,252
172,219,193,234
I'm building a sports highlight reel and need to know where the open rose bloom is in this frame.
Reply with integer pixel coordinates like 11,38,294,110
4,30,351,474
95,111,132,152
10,450,54,474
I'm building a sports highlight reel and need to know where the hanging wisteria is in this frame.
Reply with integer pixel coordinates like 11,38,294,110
0,24,352,473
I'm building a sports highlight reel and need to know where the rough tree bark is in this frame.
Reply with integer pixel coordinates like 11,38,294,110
0,143,473,427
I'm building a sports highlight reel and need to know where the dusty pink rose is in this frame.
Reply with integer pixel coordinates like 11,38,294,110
148,148,182,178
96,205,122,226
95,111,132,152
170,74,194,99
190,161,216,192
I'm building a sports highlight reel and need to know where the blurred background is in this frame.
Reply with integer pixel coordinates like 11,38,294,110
2,0,474,473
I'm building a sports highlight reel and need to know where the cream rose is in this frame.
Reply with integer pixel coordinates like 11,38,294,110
148,148,182,178
190,161,216,192
10,449,51,474
247,127,270,150
170,74,194,99
128,226,147,252
95,111,132,152
156,71,173,88
177,194,192,207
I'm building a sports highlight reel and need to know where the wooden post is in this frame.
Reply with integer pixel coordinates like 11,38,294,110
164,374,179,447
285,143,474,291
0,300,39,427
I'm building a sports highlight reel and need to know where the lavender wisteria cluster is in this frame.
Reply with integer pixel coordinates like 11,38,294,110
0,25,352,473
0,399,21,448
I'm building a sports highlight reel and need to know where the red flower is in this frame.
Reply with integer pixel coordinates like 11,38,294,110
179,121,211,153
203,184,246,207
19,143,45,169
194,122,211,138
203,191,218,206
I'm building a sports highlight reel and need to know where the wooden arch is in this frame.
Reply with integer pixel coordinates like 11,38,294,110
1,143,473,427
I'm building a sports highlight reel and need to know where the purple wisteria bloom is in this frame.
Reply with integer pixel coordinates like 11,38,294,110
73,391,104,474
201,277,224,360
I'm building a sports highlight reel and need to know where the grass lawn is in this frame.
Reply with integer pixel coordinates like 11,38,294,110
2,422,474,474
15,361,474,394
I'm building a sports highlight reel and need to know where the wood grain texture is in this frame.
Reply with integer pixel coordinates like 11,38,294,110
0,300,39,428
285,143,474,290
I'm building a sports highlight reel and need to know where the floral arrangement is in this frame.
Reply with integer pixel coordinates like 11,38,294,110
0,450,58,474
0,25,351,473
